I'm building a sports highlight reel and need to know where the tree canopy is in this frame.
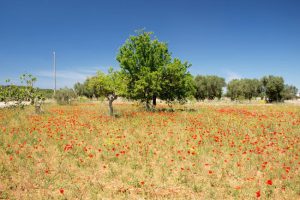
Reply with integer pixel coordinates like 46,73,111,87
117,30,194,109
194,75,226,100
226,78,262,101
159,59,195,104
261,75,284,102
281,84,298,100
0,74,44,113
86,68,127,116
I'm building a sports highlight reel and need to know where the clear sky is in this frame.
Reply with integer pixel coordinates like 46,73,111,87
1,0,299,89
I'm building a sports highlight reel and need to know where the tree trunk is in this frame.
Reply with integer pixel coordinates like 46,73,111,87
146,99,150,111
108,100,113,116
107,94,117,117
152,95,157,108
35,104,42,114
34,98,43,114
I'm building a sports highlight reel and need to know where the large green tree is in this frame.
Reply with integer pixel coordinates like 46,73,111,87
117,30,195,109
116,30,171,109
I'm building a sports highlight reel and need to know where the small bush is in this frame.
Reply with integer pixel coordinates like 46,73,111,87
54,88,77,105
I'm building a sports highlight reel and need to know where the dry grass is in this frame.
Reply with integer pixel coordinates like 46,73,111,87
0,102,299,199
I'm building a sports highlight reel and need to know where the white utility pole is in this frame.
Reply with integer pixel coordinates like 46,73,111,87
53,51,56,95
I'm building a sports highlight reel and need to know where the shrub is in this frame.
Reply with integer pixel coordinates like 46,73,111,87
54,88,77,105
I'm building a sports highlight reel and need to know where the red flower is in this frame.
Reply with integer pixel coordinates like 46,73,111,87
235,186,241,190
208,170,213,174
59,188,64,194
64,144,73,151
266,179,273,185
256,190,261,198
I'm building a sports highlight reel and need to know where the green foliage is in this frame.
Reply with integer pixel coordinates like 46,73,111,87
36,88,53,99
261,75,284,102
83,78,98,98
159,59,195,104
86,68,127,99
227,78,262,101
54,87,77,105
83,68,127,116
117,30,171,108
194,75,226,100
241,79,262,100
226,79,243,101
0,74,44,107
227,76,285,102
74,82,86,96
194,76,207,100
117,30,194,109
281,84,298,100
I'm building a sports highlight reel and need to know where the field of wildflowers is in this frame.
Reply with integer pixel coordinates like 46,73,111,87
0,102,299,199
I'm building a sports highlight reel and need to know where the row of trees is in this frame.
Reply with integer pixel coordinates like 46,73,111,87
227,76,298,102
75,72,298,102
0,74,44,113
72,30,298,116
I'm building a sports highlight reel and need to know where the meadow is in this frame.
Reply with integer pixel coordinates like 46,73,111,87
0,102,299,199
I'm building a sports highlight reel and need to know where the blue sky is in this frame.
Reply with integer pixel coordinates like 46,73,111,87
0,0,299,89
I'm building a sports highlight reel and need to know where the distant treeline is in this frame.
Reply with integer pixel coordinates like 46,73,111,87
195,75,298,102
74,74,298,103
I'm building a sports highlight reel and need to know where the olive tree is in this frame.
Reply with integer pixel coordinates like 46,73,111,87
54,87,77,105
227,78,262,101
87,68,126,116
226,79,243,101
194,75,226,100
261,75,284,102
281,84,298,100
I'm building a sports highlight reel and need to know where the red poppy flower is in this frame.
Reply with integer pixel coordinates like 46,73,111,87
266,180,273,185
256,190,261,198
59,188,64,194
64,144,72,151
